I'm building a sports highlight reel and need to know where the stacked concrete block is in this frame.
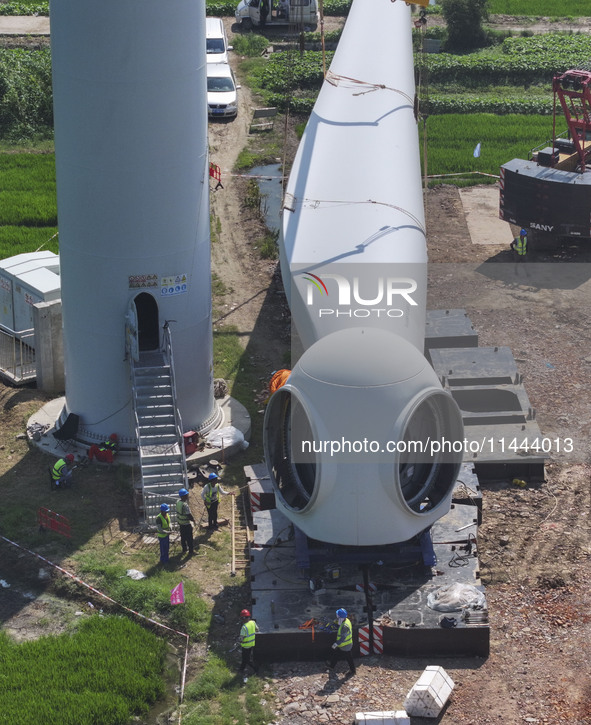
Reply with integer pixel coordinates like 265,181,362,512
403,666,455,718
355,712,410,725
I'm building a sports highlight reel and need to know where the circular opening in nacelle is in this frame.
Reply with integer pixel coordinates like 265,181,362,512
397,392,463,513
264,388,317,511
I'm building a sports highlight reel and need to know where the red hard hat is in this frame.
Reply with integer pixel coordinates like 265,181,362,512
66,454,75,462
240,609,251,618
109,433,118,441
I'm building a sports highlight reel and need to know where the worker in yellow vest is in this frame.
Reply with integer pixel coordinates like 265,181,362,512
238,608,260,683
88,433,119,465
51,454,75,488
156,503,171,564
510,228,528,260
326,607,356,677
176,488,195,556
201,472,233,530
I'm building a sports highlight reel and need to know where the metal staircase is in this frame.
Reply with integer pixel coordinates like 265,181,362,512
130,325,188,526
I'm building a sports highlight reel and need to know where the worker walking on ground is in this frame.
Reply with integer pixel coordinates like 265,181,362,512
201,472,233,530
326,608,356,677
510,228,528,260
88,433,119,465
51,454,75,488
156,503,172,564
176,488,195,556
238,608,259,682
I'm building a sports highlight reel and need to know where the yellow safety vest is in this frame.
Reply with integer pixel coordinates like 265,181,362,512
204,483,220,505
52,459,67,481
241,620,256,648
514,236,527,255
156,513,171,538
337,618,353,649
176,499,191,525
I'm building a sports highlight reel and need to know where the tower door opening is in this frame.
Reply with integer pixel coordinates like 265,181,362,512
134,293,160,351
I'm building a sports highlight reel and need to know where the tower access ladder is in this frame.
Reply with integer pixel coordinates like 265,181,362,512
130,325,188,527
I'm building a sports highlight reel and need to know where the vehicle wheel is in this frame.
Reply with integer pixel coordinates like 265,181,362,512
242,17,253,30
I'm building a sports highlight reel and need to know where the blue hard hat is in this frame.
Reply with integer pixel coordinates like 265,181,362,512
208,472,218,480
520,228,527,236
178,488,189,497
336,608,347,618
160,503,170,512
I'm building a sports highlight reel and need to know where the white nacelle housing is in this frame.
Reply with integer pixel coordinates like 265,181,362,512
264,328,464,546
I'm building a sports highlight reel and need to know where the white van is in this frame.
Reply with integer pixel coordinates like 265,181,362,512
206,17,232,64
235,0,319,31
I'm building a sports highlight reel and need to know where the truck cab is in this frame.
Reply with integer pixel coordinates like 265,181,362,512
235,0,319,31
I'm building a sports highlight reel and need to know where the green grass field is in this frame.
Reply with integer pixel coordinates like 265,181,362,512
0,616,166,725
425,113,555,182
0,153,57,257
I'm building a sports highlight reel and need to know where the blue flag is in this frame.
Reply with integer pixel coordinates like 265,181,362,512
473,142,481,158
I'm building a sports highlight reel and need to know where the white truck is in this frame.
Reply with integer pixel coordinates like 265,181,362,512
235,0,319,31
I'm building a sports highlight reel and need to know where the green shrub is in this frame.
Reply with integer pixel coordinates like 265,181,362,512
205,0,236,16
439,0,488,51
0,49,53,139
322,0,351,14
426,34,591,86
0,2,48,16
232,33,270,57
258,50,330,92
425,95,553,115
257,229,279,259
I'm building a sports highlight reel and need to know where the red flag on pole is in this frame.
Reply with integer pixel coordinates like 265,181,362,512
170,581,185,605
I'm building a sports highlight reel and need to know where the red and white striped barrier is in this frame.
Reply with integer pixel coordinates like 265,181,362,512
249,489,261,513
372,625,384,654
358,624,383,656
355,582,377,593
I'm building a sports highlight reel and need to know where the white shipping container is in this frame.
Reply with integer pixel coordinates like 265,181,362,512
0,252,60,346
13,267,61,335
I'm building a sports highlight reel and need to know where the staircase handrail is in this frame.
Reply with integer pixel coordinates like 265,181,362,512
162,322,189,486
128,354,147,517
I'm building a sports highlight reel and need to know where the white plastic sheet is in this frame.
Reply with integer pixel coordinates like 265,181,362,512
427,582,486,612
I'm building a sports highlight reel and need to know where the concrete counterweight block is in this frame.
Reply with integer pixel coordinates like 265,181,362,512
355,712,410,725
403,666,455,718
